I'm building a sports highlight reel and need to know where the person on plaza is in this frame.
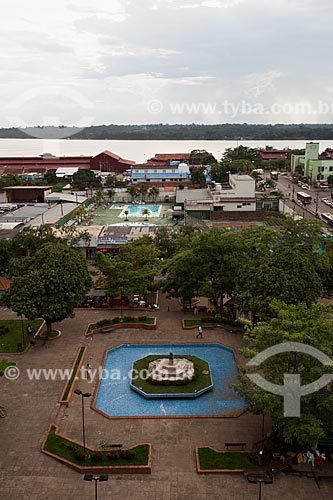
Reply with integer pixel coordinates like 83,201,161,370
193,306,198,316
26,323,34,335
86,363,92,380
196,325,203,338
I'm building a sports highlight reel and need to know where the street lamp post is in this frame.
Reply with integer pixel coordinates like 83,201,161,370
261,414,265,451
20,315,25,349
84,475,108,500
74,389,91,456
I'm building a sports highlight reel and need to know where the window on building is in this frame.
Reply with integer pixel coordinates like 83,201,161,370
237,205,242,208
145,169,148,173
329,166,333,172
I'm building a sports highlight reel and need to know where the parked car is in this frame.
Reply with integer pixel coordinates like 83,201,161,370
301,184,309,190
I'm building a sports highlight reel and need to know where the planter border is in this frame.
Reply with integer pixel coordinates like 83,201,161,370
85,317,157,336
196,447,250,473
58,346,87,405
41,423,151,474
39,329,62,340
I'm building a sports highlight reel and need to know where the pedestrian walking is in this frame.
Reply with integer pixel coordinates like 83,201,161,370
196,325,203,338
86,363,92,380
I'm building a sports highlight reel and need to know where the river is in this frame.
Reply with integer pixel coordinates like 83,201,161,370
0,138,332,164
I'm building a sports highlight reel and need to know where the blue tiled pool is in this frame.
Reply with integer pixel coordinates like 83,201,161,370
93,344,246,417
119,204,161,218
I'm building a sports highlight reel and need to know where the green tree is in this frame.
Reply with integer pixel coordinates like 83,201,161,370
236,302,333,447
107,189,115,202
192,230,245,311
71,169,101,189
127,186,138,202
148,186,159,202
238,219,326,320
161,249,203,308
190,149,216,165
94,189,105,206
44,170,58,185
223,146,261,164
229,159,253,173
154,227,178,259
190,166,206,187
96,236,160,301
141,208,150,221
138,183,148,202
74,205,87,223
209,163,228,183
6,243,92,337
105,175,115,187
0,239,13,274
11,225,59,258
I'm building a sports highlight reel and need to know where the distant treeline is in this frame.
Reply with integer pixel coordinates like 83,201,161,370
1,123,333,140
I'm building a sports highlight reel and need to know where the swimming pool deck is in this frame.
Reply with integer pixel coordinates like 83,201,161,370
0,298,332,499
80,202,174,227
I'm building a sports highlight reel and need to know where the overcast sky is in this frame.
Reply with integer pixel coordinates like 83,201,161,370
1,0,332,127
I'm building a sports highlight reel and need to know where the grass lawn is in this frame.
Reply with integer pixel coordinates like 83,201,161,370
0,319,43,353
198,448,261,470
131,354,212,394
87,316,155,333
44,425,150,466
183,319,202,327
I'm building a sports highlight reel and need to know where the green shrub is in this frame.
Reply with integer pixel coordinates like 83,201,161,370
108,450,120,460
0,325,9,336
200,317,217,323
121,449,136,460
95,319,113,328
0,359,16,376
73,447,85,461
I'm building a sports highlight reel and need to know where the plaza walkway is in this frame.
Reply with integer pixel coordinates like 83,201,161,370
0,299,332,499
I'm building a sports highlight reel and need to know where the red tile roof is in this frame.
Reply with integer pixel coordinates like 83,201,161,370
93,151,135,165
0,277,11,291
152,153,190,161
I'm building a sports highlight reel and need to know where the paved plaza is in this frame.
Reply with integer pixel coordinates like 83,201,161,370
1,299,333,500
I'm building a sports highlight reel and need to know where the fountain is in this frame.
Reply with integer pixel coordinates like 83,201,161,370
148,353,194,382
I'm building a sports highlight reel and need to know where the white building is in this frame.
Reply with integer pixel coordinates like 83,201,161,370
176,174,256,218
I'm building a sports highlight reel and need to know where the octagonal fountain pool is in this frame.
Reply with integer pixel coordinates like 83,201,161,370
93,344,246,418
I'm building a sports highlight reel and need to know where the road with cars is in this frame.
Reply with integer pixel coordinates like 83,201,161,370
273,174,333,226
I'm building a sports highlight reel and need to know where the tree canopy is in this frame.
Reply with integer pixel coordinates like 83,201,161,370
237,301,333,447
6,243,92,336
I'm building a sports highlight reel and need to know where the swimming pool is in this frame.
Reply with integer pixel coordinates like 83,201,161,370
111,204,124,210
118,205,162,218
93,343,246,418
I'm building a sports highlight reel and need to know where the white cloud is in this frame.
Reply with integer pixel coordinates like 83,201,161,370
0,0,332,124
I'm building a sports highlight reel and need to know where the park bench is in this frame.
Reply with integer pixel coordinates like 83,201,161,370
225,442,247,450
101,326,114,334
